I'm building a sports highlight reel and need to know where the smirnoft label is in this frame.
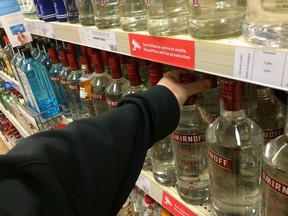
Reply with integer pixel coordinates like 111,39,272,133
69,84,80,91
92,93,106,101
60,79,69,85
51,76,60,82
262,170,288,197
207,148,232,171
264,128,284,140
106,99,118,108
171,132,205,144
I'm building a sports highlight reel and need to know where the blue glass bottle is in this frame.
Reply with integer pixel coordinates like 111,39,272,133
63,0,79,23
48,48,70,118
36,0,58,22
19,48,61,118
33,0,43,20
51,0,68,22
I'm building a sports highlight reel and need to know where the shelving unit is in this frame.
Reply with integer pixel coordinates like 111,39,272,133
0,130,13,150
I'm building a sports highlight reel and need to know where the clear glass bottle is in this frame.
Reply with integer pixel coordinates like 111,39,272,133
206,78,263,215
76,0,95,26
119,0,147,32
171,72,211,205
249,86,286,144
91,0,120,29
261,95,288,215
243,0,288,48
18,48,61,118
67,53,89,120
138,59,150,88
19,0,37,18
79,55,95,117
105,56,129,110
150,67,177,187
59,49,74,120
91,52,112,116
146,0,189,36
41,42,53,71
48,48,70,118
188,0,247,39
63,0,79,23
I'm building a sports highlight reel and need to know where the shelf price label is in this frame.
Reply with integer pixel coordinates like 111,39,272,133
233,47,288,89
136,173,151,194
161,192,197,216
129,34,195,69
79,28,117,51
31,22,55,38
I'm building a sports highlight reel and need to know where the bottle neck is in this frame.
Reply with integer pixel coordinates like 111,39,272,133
284,96,288,138
257,87,274,100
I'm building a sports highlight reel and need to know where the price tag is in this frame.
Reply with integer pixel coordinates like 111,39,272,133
79,28,117,51
234,47,288,89
32,22,55,38
135,173,151,194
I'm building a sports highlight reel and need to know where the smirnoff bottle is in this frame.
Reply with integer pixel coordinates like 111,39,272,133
63,0,79,23
92,0,120,29
261,95,288,216
79,55,95,117
150,67,177,186
67,53,89,120
249,86,286,144
76,0,95,26
171,72,211,204
105,56,129,110
206,78,263,215
146,0,189,36
91,52,112,116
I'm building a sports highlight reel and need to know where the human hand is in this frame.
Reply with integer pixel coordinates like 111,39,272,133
17,32,28,45
157,70,212,106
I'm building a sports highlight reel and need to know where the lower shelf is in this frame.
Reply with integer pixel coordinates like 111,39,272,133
137,170,211,216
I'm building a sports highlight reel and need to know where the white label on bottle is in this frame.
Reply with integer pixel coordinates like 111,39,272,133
234,47,288,90
80,87,87,99
79,28,117,52
136,173,151,194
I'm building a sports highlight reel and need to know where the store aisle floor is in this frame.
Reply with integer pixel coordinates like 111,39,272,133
0,138,9,154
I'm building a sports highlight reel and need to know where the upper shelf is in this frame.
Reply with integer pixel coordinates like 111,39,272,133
26,18,288,92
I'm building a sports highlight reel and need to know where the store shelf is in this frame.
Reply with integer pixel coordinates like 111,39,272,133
26,18,288,92
0,103,30,138
0,131,13,150
0,71,20,92
137,170,210,216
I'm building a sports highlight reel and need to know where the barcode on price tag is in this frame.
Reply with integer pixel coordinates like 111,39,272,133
234,47,288,90
136,173,151,194
79,28,117,51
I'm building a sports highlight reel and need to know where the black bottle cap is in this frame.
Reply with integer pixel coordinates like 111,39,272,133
22,48,32,59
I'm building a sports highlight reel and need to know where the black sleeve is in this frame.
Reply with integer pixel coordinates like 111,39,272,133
0,85,180,216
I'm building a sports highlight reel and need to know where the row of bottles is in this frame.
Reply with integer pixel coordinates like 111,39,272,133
21,0,288,48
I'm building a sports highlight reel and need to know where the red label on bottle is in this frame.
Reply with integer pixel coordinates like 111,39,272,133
171,132,205,144
106,99,118,107
207,148,232,170
60,80,69,85
129,34,195,70
264,128,284,140
161,192,197,216
262,170,288,197
69,84,80,91
92,93,106,101
51,76,60,82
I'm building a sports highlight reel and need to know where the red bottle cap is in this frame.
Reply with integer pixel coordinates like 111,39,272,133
203,74,217,88
91,52,105,74
101,50,110,66
109,56,123,79
118,54,127,64
139,59,150,66
66,43,76,55
59,50,70,67
144,195,155,205
67,53,79,71
48,48,59,64
149,68,163,86
220,79,244,111
127,61,141,86
180,72,195,105
79,45,87,56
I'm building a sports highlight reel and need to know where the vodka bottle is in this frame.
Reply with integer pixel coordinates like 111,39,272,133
200,74,220,122
0,43,14,78
51,0,68,22
101,50,111,75
139,59,150,88
118,54,128,79
146,0,189,36
129,187,146,215
206,78,263,215
143,194,158,216
37,0,58,22
243,0,288,48
91,0,120,29
119,0,147,32
171,72,211,205
121,198,137,216
123,60,147,96
18,48,61,118
79,55,95,117
59,49,74,119
105,56,129,110
150,67,177,186
63,0,79,23
261,96,288,216
19,0,37,18
67,53,89,120
41,42,53,71
188,0,247,39
48,48,71,118
249,86,286,144
91,52,112,116
76,0,95,26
